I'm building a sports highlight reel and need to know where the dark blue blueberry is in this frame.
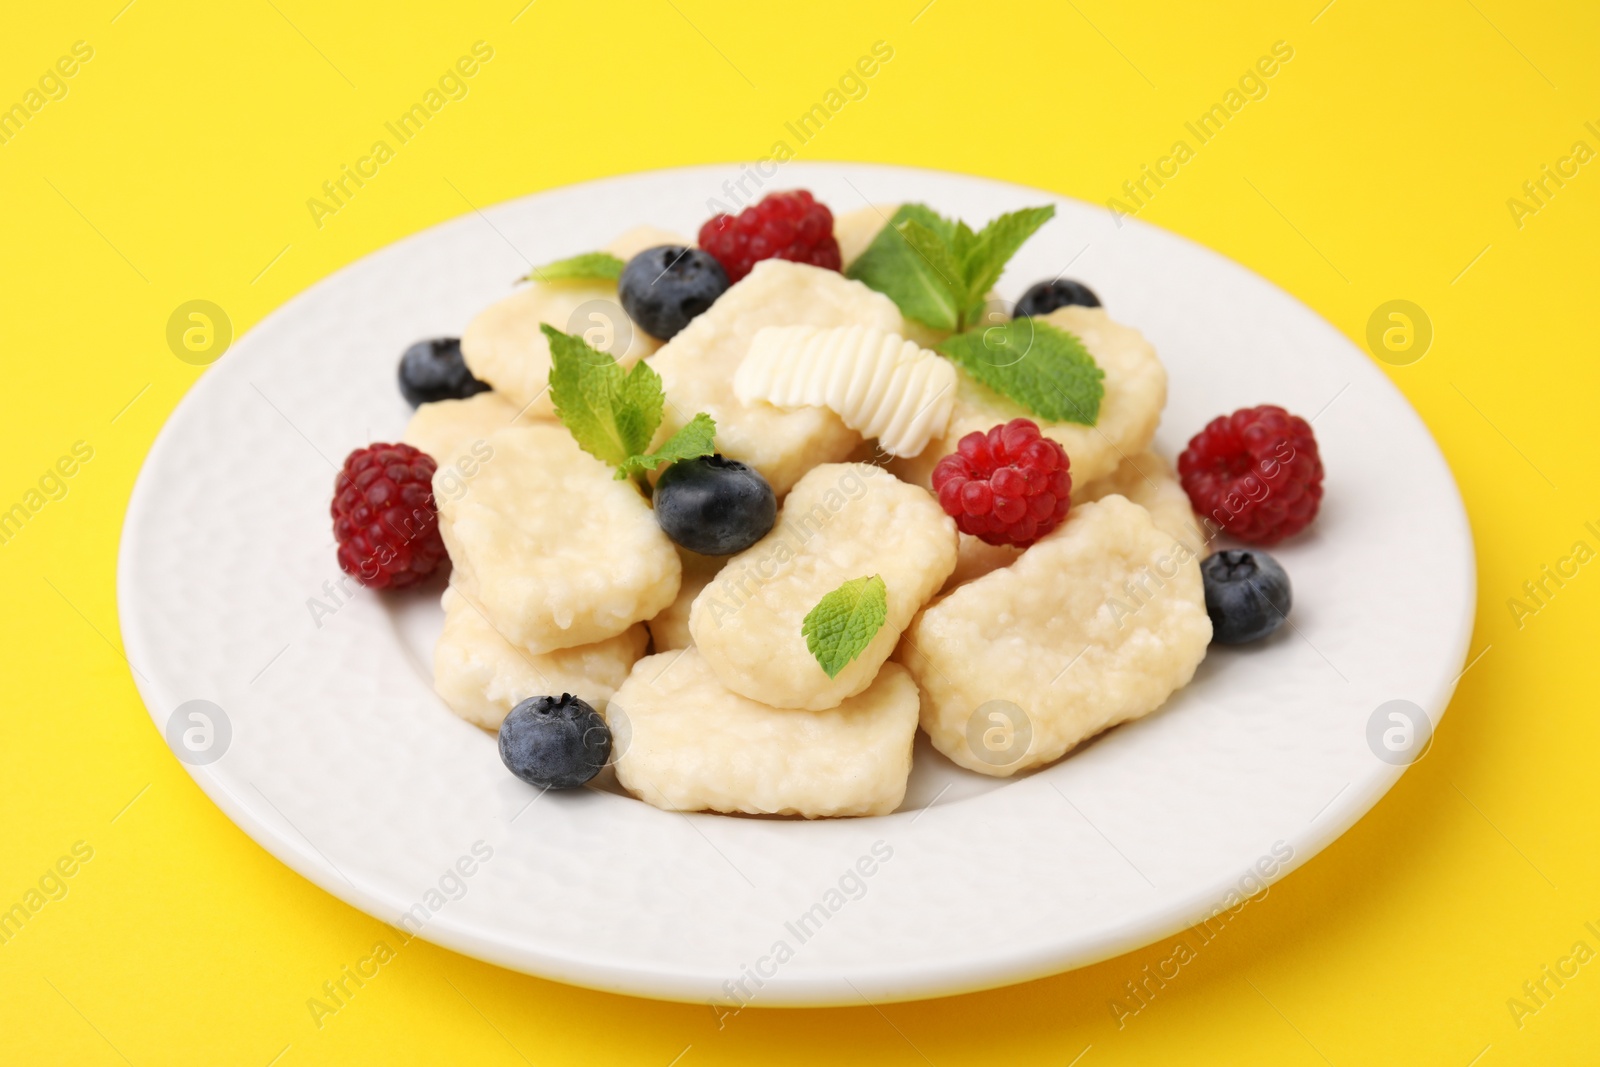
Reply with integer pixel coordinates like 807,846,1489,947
1201,549,1292,645
1013,279,1101,318
497,693,611,789
398,337,490,407
619,246,729,341
652,454,776,556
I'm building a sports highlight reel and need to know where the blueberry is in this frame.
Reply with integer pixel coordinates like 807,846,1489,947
652,454,776,556
1201,549,1292,645
497,693,611,789
1013,279,1101,318
398,337,491,407
619,246,729,341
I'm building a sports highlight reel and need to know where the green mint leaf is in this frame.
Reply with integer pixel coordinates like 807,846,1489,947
898,203,962,248
542,324,664,469
845,204,963,331
802,575,889,679
893,218,966,326
938,320,1104,425
950,217,979,265
524,252,626,283
961,205,1056,311
614,351,665,458
615,412,717,480
847,202,1057,333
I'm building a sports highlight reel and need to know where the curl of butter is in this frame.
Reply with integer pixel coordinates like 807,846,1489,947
733,324,957,458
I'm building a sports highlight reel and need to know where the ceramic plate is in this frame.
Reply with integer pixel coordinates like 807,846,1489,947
117,163,1474,1006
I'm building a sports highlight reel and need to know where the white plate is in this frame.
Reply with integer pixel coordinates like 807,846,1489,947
118,163,1474,1006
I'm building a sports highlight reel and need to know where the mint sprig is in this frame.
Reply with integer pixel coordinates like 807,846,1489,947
802,575,889,678
541,324,715,482
524,251,626,284
938,320,1104,425
846,203,1056,332
846,201,1104,425
891,217,966,330
617,412,716,481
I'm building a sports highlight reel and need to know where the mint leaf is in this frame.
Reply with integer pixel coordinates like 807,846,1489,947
893,217,966,328
938,320,1104,425
524,252,625,283
962,206,1056,305
847,202,1056,332
543,324,662,467
616,412,717,480
803,575,889,679
899,203,964,250
614,351,665,459
846,205,963,331
542,324,717,483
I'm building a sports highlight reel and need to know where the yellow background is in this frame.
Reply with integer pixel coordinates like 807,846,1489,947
3,0,1597,1062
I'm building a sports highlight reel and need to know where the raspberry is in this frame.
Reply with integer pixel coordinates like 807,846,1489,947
1178,405,1324,545
931,418,1071,547
331,442,448,589
697,190,841,283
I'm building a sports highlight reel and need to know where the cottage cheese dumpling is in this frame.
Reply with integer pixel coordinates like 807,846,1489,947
901,495,1211,777
433,588,647,729
460,227,686,417
645,549,722,652
895,306,1166,491
601,225,692,263
1074,450,1201,546
943,536,1022,592
650,260,905,495
610,650,919,817
435,424,680,653
403,391,544,471
942,450,1200,593
690,463,957,710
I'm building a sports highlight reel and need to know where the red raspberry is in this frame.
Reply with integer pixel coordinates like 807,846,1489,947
331,443,448,589
931,419,1072,547
1178,405,1324,544
697,190,841,283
